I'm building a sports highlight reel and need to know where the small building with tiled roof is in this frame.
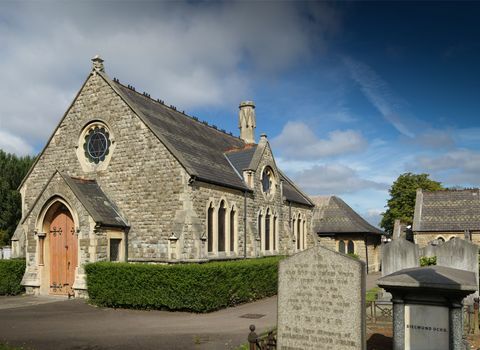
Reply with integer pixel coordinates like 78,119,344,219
12,56,315,297
413,188,480,247
312,195,384,272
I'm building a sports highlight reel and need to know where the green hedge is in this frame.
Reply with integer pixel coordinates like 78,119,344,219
86,256,282,312
420,256,437,266
0,259,26,295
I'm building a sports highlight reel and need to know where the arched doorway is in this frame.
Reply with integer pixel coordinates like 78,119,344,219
46,204,78,296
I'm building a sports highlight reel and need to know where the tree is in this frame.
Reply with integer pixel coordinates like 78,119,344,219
380,172,443,234
0,149,35,245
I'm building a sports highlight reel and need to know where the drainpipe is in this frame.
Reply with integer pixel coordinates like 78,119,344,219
244,191,247,259
364,234,369,274
124,227,130,262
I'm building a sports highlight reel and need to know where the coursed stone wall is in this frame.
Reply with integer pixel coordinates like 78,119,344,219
414,231,480,248
317,235,381,272
22,72,186,264
21,71,314,272
187,141,313,260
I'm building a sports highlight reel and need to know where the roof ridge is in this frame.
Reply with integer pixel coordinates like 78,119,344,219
424,188,480,193
112,78,242,141
331,196,384,234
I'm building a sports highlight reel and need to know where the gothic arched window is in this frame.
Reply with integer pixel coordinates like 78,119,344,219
258,212,263,245
338,240,345,254
207,203,214,253
347,240,355,254
230,208,236,252
218,201,226,252
297,215,301,250
265,209,271,251
273,215,277,251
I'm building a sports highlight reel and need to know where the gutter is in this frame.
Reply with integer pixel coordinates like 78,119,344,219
194,176,253,193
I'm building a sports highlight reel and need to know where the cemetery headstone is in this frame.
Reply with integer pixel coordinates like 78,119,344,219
277,245,366,350
378,266,476,350
419,242,437,258
436,237,479,304
392,219,406,240
2,247,11,260
382,239,419,277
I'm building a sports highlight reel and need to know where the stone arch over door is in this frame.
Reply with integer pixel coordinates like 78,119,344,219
38,198,78,296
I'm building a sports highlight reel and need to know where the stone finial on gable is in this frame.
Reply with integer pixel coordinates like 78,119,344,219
91,55,105,72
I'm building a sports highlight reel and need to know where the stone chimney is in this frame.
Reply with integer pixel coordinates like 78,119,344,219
91,55,105,72
238,101,256,144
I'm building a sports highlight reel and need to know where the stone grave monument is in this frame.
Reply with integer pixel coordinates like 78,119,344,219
378,265,476,350
277,245,366,350
382,238,419,277
379,238,419,301
436,237,479,304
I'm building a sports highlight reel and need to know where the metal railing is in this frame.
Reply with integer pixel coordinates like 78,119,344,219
366,300,393,324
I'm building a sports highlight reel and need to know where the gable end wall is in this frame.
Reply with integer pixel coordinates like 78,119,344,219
22,72,187,260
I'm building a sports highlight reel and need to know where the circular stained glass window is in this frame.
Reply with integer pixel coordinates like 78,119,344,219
262,167,273,194
83,126,111,164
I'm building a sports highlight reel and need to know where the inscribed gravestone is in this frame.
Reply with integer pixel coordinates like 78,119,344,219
382,239,419,277
277,245,366,350
436,238,479,304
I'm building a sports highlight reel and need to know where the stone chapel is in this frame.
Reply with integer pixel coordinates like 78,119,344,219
12,56,315,297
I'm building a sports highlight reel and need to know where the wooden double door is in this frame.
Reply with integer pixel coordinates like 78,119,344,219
49,208,77,295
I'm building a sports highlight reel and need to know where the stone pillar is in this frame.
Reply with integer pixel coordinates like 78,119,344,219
392,219,401,240
449,301,464,350
392,297,405,350
238,101,256,144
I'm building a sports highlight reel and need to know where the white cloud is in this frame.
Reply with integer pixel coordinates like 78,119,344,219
364,208,383,227
0,1,340,156
272,121,367,160
0,129,35,156
342,56,415,138
411,128,455,149
292,163,388,195
414,149,480,186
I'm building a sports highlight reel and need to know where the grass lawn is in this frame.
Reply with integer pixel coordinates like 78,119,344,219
0,344,29,350
366,287,381,302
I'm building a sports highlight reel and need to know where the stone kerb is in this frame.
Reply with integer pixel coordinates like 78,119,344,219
436,238,479,305
277,245,366,350
382,239,419,277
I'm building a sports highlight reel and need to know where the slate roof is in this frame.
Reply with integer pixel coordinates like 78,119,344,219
226,146,313,206
115,82,249,191
413,189,480,232
62,174,128,228
312,195,383,235
225,146,257,173
114,80,313,206
280,172,314,206
18,70,313,208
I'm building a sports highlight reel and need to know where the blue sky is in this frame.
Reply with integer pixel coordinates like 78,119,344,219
1,1,479,227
